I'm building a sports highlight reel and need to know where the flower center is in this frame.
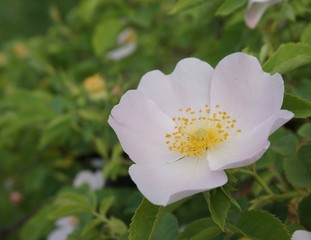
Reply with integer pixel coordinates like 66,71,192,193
165,104,241,157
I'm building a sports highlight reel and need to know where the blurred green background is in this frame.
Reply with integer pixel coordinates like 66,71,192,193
0,0,311,239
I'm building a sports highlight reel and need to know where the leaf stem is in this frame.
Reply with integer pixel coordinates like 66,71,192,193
249,190,310,209
237,166,274,195
92,211,108,223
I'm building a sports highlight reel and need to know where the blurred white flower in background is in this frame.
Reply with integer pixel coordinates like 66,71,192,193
47,170,104,239
292,230,311,240
107,28,137,61
47,217,78,240
73,170,105,190
245,0,282,29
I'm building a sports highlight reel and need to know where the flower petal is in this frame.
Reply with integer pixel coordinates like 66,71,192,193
245,0,282,29
210,52,285,132
73,170,105,190
107,43,137,61
292,230,311,240
138,58,214,117
208,110,293,171
129,158,227,206
108,90,182,164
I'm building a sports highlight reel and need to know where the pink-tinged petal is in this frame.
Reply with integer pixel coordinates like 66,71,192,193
269,110,294,134
292,230,311,240
48,217,76,240
73,170,105,190
47,228,74,240
208,110,293,171
245,0,282,29
108,90,182,164
210,52,286,132
138,58,214,117
129,158,227,206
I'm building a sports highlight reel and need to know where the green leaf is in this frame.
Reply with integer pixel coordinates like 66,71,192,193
301,23,311,44
99,197,114,216
216,0,247,16
204,188,231,231
94,138,108,159
149,198,188,239
92,19,123,56
20,205,55,240
298,123,311,140
263,43,311,74
81,218,103,237
177,218,221,240
78,109,103,122
129,198,160,240
236,210,291,240
221,171,240,210
270,129,298,156
282,93,311,118
283,145,311,188
107,217,128,237
169,0,208,14
48,190,95,218
150,213,179,240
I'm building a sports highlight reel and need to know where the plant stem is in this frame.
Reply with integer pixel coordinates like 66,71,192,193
237,168,274,195
249,190,310,209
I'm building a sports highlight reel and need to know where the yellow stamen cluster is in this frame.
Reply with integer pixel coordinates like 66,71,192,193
165,104,241,157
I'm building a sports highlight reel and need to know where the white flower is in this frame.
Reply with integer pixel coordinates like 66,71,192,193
73,170,104,190
47,217,78,240
108,52,293,206
245,0,282,29
292,230,311,240
107,28,137,61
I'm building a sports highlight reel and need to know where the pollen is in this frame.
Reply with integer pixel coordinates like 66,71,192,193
165,104,241,157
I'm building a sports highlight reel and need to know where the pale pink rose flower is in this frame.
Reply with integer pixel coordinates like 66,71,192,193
73,170,104,190
109,52,293,206
292,230,311,240
245,0,282,29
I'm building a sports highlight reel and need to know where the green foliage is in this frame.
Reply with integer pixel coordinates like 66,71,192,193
169,0,208,14
177,218,221,240
282,93,311,118
204,188,231,231
236,210,291,240
1,0,311,239
20,205,55,240
263,43,311,74
92,19,124,56
301,23,311,44
150,213,179,240
49,190,97,218
298,123,311,140
216,0,247,16
283,145,311,188
129,198,160,240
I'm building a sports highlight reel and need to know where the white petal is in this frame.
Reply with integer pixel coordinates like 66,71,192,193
129,158,227,206
107,43,136,60
269,110,294,134
48,219,76,240
138,58,214,117
245,0,282,28
208,110,292,171
56,217,75,228
292,230,311,240
210,52,286,132
73,170,104,190
108,90,182,164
